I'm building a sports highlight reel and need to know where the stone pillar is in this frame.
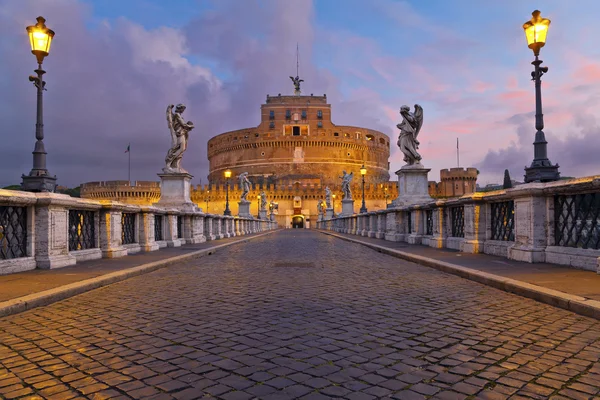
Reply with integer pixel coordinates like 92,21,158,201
139,211,159,252
341,199,355,216
238,201,252,218
429,204,447,248
100,208,128,258
351,216,357,235
407,208,425,245
368,212,377,238
213,216,223,239
165,213,182,247
34,201,76,268
190,214,206,244
235,218,241,236
204,215,215,241
376,212,386,239
462,201,486,253
259,209,267,220
385,209,405,242
325,208,334,220
508,191,547,262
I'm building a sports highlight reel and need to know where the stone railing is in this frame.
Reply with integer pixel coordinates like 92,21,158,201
317,176,600,274
0,190,277,275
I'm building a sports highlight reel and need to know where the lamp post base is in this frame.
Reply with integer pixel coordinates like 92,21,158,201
524,162,560,183
21,173,56,193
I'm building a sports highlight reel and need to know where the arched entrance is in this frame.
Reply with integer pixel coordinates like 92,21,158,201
291,215,304,229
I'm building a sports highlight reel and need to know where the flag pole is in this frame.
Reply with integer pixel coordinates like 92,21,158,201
128,143,131,184
457,137,460,167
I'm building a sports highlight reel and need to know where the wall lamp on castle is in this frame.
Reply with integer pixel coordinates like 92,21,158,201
522,10,560,183
359,165,367,214
21,16,57,193
224,170,232,216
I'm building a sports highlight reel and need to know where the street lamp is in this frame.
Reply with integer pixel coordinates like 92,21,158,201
522,10,560,183
257,195,261,219
332,193,336,217
224,170,232,216
21,16,57,192
360,164,367,213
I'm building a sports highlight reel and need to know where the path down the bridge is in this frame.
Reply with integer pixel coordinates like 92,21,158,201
0,230,599,400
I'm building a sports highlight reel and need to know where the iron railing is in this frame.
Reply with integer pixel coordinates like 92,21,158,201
0,206,27,259
426,209,433,235
155,215,163,241
68,210,96,251
491,201,515,241
555,193,600,249
407,211,412,234
451,206,464,238
177,216,183,239
122,213,136,245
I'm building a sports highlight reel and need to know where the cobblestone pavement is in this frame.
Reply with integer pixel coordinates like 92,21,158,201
1,230,600,400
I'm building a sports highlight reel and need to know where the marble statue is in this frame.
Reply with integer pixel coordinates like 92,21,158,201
340,171,353,200
260,191,267,210
396,104,424,166
164,104,194,173
325,186,332,208
317,199,325,215
290,75,304,95
239,172,251,202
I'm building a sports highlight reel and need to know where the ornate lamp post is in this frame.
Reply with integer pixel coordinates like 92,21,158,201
332,194,336,217
522,10,560,183
360,165,367,213
256,195,261,219
224,170,232,216
21,16,57,192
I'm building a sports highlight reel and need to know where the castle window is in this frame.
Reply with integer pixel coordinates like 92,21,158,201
244,135,249,139
285,110,291,119
233,137,238,141
317,121,323,128
366,134,374,141
379,138,385,144
301,110,307,119
269,110,275,120
255,133,259,137
334,132,339,137
293,126,300,136
269,121,275,129
317,110,323,119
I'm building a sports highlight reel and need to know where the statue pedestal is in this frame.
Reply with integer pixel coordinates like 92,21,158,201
269,213,275,222
317,214,323,222
154,173,199,212
341,199,355,216
390,164,433,208
238,201,253,218
325,208,334,220
259,210,267,220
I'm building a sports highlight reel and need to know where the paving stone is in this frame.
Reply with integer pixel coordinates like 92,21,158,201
0,231,599,400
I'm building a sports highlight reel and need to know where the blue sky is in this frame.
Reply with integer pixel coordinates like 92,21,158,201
1,0,600,188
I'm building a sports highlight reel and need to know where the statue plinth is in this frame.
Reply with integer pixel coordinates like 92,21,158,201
341,199,355,216
154,172,199,212
238,201,253,218
389,164,433,208
259,209,267,220
324,208,334,220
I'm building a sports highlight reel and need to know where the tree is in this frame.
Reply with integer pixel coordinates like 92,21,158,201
503,169,512,189
2,185,21,190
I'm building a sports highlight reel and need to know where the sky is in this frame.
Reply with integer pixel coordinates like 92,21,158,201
1,0,600,188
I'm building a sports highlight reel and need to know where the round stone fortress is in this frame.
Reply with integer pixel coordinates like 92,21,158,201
207,94,390,186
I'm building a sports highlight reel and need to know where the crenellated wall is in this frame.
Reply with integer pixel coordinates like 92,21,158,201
428,167,478,198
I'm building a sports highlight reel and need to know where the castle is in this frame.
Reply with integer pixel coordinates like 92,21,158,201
81,83,477,227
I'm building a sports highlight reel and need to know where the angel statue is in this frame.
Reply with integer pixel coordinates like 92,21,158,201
396,104,424,166
290,75,304,95
239,172,251,202
324,187,332,209
164,104,195,173
317,199,324,215
260,191,267,210
340,171,353,200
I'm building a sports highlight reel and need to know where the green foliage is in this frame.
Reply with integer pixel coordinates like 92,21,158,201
2,185,21,190
57,186,81,198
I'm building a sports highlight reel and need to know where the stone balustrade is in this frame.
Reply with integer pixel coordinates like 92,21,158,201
317,176,600,274
0,189,277,275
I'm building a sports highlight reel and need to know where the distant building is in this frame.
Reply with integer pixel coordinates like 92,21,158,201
428,168,478,198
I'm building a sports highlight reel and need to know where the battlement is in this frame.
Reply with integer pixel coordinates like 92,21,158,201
440,168,479,180
265,94,328,104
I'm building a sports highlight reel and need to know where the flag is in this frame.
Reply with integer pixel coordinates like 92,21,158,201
125,144,130,153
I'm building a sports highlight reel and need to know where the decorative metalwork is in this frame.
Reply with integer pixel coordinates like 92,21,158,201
555,193,600,250
155,215,163,241
426,209,433,236
68,210,96,251
0,206,27,259
177,216,183,239
407,211,412,234
491,201,515,241
122,213,136,245
451,206,464,238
